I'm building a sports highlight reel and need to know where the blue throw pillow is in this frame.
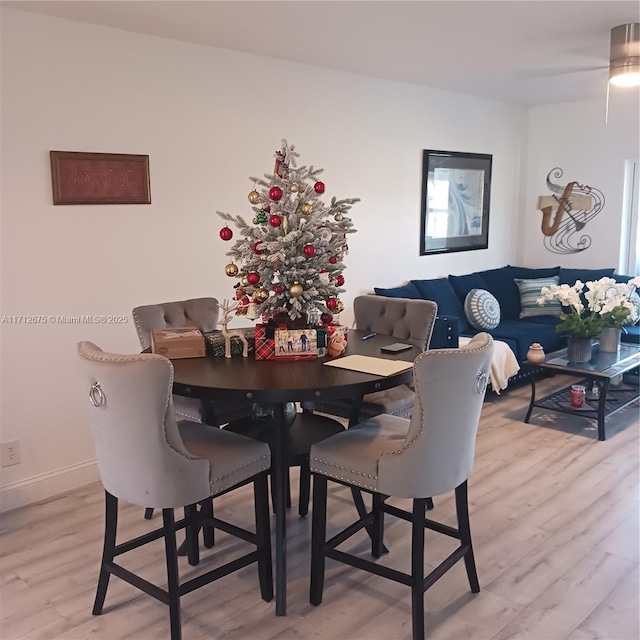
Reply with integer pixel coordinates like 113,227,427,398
374,283,422,299
411,278,470,332
464,289,501,330
514,276,562,318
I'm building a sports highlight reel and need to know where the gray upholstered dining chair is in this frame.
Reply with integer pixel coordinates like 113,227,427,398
309,333,494,640
307,296,438,421
133,297,310,517
132,297,253,425
77,341,273,640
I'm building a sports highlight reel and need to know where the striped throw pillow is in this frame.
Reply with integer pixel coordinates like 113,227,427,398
515,276,562,318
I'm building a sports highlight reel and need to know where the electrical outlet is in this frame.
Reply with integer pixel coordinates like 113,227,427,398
1,441,20,467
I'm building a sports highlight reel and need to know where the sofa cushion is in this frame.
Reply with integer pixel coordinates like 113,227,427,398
622,325,640,344
410,278,470,332
448,273,488,306
514,276,562,318
474,266,521,321
374,282,422,299
510,265,560,279
525,315,562,326
558,267,615,285
464,289,501,330
485,320,565,362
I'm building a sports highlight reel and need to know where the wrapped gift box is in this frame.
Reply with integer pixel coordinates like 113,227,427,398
203,329,255,357
151,327,205,359
254,324,276,360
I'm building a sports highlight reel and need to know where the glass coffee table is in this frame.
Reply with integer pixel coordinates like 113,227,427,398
524,343,640,440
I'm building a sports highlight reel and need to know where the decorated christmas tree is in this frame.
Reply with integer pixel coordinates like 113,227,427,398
217,140,359,322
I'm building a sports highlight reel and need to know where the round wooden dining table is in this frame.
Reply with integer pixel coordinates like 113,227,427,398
171,329,421,615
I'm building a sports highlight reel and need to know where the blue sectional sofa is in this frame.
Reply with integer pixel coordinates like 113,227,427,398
375,265,639,386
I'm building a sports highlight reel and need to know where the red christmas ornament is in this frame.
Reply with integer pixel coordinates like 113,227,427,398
321,312,333,325
263,205,271,213
219,226,233,241
336,274,345,286
247,272,260,285
269,214,282,227
269,186,283,201
314,181,325,194
329,255,338,264
303,244,316,257
274,285,284,295
253,241,266,254
326,298,338,311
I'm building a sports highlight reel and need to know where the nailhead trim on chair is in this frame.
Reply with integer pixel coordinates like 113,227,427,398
211,454,271,494
132,309,149,350
308,459,378,492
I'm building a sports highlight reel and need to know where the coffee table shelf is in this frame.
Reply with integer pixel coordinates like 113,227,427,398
524,343,640,441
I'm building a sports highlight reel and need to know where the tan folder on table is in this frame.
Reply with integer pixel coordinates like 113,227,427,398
323,355,413,376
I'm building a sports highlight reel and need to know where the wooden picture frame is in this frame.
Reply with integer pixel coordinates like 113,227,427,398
420,149,492,255
50,151,151,205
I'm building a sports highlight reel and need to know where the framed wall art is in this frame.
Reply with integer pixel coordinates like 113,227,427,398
50,151,151,205
420,149,492,255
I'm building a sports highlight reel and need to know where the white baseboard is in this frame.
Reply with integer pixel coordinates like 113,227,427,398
0,459,99,513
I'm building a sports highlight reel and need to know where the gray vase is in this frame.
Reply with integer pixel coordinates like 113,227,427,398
567,338,593,363
599,327,621,353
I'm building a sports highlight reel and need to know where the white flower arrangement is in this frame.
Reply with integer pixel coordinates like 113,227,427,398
538,276,640,336
584,276,640,329
538,280,599,338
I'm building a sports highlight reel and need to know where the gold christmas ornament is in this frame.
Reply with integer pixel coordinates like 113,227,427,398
290,182,299,193
289,282,303,297
248,189,261,205
336,300,345,313
224,262,239,277
300,202,312,215
253,216,259,224
241,275,250,287
254,287,269,303
334,212,343,222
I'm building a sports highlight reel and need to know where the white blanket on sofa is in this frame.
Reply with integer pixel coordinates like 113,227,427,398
459,337,520,394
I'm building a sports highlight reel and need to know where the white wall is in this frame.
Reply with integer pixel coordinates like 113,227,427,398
0,8,527,509
521,93,640,270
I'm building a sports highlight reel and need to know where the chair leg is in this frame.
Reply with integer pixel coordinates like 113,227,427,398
426,497,434,511
92,491,118,615
183,504,200,566
144,507,154,520
162,509,182,640
455,481,480,593
270,470,293,514
298,460,311,517
411,498,427,640
309,474,328,606
200,498,215,548
371,493,385,558
285,468,292,509
254,472,274,602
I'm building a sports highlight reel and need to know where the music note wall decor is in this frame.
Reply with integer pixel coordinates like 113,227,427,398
536,168,604,254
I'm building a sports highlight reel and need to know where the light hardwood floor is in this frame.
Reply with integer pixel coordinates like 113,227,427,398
1,374,638,640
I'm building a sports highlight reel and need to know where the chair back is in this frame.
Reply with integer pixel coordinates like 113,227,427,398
355,296,438,349
77,341,211,509
132,297,219,349
378,333,493,498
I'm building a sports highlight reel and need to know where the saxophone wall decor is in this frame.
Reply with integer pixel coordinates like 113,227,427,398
536,168,605,254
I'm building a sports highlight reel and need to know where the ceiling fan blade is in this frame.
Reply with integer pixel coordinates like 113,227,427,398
513,65,608,80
